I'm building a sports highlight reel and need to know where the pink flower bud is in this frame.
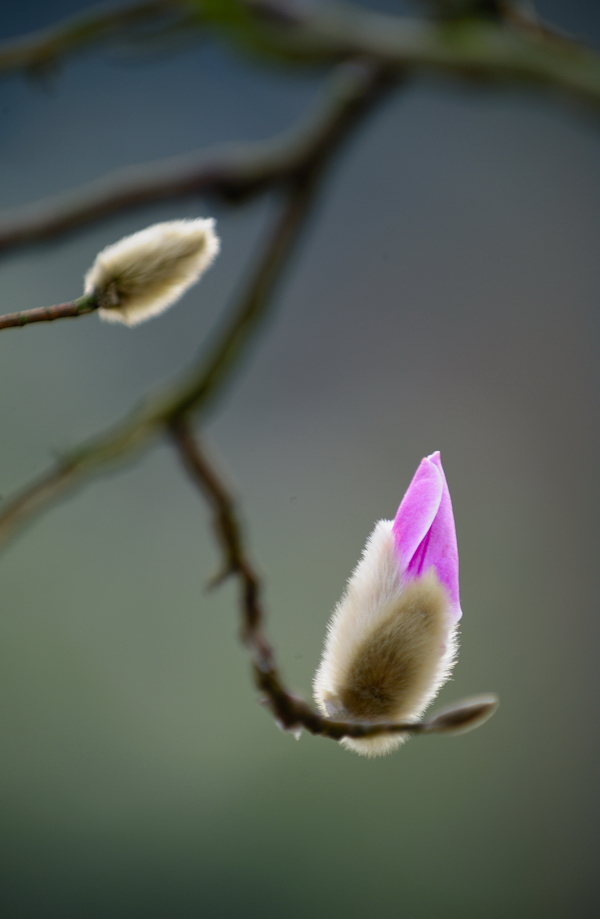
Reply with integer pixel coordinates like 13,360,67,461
313,452,461,756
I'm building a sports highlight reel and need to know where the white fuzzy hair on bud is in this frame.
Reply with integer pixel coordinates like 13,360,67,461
84,218,220,326
313,521,458,757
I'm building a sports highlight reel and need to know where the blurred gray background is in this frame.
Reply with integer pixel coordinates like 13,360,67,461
0,1,599,916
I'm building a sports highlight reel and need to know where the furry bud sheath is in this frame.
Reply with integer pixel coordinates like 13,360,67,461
313,452,462,756
84,218,220,326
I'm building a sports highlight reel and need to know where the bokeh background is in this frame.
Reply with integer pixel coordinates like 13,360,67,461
0,1,599,916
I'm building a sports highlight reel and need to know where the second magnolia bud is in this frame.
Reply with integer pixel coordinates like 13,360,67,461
84,218,220,327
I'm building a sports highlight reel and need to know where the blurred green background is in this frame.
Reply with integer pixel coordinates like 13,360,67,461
0,1,599,916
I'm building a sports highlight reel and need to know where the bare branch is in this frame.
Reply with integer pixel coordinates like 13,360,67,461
170,419,498,742
0,295,97,331
169,419,413,741
0,60,394,547
0,0,194,77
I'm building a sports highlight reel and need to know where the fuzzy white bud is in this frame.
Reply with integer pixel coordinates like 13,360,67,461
84,218,220,327
314,521,458,757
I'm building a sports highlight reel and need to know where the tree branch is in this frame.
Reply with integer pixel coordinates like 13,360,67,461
0,0,194,77
170,419,498,741
0,60,393,546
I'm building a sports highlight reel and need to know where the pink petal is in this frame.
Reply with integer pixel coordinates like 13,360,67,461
407,452,462,623
392,456,443,570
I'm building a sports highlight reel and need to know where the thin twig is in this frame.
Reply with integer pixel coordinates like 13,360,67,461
0,61,393,546
170,420,419,741
0,0,193,76
0,295,97,331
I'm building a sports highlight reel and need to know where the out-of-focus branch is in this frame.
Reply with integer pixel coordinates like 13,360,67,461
171,420,498,741
0,2,597,257
0,60,393,546
204,0,600,110
1,0,598,107
0,295,96,331
0,0,195,77
0,63,391,256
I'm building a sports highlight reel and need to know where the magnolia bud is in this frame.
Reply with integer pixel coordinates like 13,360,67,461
314,452,462,757
84,218,220,326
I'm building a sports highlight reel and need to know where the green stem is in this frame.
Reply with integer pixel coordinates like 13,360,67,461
0,295,97,331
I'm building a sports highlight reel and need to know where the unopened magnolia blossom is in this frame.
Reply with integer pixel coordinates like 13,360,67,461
84,218,220,326
314,452,461,756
